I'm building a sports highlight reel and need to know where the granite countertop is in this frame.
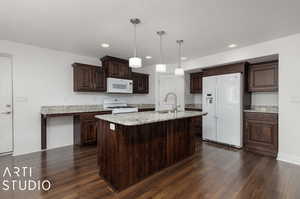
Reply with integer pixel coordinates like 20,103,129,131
128,104,155,109
95,111,207,126
41,104,155,115
244,106,278,114
185,104,202,110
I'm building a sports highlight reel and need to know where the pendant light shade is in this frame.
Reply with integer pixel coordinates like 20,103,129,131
156,31,166,73
129,18,142,68
129,57,142,68
174,68,184,76
156,64,167,73
175,40,184,76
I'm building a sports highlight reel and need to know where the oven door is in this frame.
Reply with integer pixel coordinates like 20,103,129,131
107,78,133,93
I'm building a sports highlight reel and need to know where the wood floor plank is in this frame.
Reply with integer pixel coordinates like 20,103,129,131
0,141,299,199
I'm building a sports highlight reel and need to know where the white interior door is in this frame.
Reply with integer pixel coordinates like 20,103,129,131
157,74,184,111
216,73,242,147
0,56,13,154
202,76,217,141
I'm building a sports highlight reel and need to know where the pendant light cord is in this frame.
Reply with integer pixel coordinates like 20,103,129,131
178,42,181,68
134,23,137,57
177,40,183,68
159,34,163,64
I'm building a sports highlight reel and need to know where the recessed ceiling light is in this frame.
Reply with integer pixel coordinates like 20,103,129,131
181,57,188,60
145,56,152,59
101,43,110,48
228,44,237,48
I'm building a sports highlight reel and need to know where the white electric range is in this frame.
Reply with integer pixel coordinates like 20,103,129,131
103,99,138,114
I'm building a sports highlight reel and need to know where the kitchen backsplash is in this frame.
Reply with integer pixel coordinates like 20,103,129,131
251,92,278,106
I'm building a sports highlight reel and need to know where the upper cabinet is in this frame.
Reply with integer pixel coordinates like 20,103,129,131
190,72,203,93
132,72,149,94
248,61,278,92
73,63,106,92
101,56,132,79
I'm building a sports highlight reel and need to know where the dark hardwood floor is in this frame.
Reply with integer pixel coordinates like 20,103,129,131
1,140,300,199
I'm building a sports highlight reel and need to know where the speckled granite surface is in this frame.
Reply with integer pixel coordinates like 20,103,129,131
95,111,207,126
41,105,105,115
41,104,156,115
244,106,278,114
185,104,202,110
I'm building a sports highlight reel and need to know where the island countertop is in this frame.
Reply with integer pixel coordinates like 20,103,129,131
95,111,207,126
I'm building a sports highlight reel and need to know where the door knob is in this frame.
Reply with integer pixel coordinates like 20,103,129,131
0,111,11,115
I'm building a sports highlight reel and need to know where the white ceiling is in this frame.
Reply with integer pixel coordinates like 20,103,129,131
1,0,300,65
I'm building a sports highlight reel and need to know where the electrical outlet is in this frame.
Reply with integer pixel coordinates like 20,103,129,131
110,123,115,131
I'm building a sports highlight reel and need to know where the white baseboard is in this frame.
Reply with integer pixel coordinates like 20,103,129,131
277,153,300,165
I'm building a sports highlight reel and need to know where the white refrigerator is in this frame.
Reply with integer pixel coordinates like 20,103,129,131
202,73,243,148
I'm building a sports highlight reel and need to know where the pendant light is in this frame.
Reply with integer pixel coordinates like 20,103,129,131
174,40,184,76
156,31,166,73
129,18,142,68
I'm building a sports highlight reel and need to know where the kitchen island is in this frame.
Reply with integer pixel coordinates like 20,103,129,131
95,111,206,191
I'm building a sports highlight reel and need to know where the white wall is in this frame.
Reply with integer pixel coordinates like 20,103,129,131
155,64,185,111
183,33,300,165
251,92,278,106
0,40,155,156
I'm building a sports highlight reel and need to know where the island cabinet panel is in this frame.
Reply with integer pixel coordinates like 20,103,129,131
97,117,198,191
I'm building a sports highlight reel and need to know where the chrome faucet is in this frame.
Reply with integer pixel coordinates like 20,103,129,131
164,92,179,113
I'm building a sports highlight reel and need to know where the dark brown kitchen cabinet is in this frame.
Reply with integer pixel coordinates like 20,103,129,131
244,112,278,157
73,63,106,92
190,72,203,93
74,111,111,145
248,61,278,92
190,116,202,138
132,72,149,94
101,56,132,79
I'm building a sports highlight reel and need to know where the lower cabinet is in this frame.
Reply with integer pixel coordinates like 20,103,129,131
244,112,278,157
74,111,111,145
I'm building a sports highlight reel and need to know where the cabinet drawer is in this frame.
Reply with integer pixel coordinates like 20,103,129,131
244,112,277,122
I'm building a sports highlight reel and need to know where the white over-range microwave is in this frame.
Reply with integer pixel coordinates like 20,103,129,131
107,78,133,93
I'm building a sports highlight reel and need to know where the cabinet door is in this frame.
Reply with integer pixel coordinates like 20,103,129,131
108,61,120,78
190,72,203,93
94,67,106,91
73,63,105,92
133,73,149,93
75,66,92,91
244,114,278,157
118,62,131,79
132,73,139,92
81,119,97,144
248,62,278,92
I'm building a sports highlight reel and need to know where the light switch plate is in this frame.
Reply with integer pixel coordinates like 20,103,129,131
110,123,115,131
290,96,300,103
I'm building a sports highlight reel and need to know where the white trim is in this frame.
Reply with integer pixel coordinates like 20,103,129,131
277,153,300,166
0,54,14,155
